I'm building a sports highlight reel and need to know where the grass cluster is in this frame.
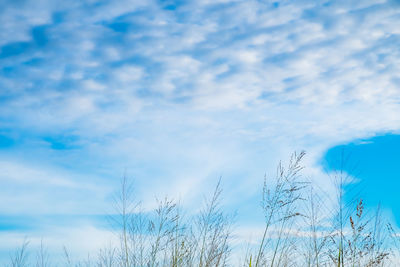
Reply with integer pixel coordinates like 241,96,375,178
7,152,400,266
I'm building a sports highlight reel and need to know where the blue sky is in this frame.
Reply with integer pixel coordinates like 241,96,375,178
323,134,400,223
1,0,400,262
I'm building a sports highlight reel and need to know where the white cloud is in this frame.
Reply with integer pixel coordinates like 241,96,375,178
0,159,111,215
114,65,144,83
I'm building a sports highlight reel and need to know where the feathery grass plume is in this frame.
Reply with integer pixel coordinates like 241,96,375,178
147,198,178,267
97,243,116,267
62,246,74,267
35,240,50,267
195,178,233,267
254,151,307,267
5,151,398,266
112,173,136,267
301,187,331,267
9,239,29,267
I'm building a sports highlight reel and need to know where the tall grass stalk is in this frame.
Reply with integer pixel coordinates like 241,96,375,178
6,152,397,266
